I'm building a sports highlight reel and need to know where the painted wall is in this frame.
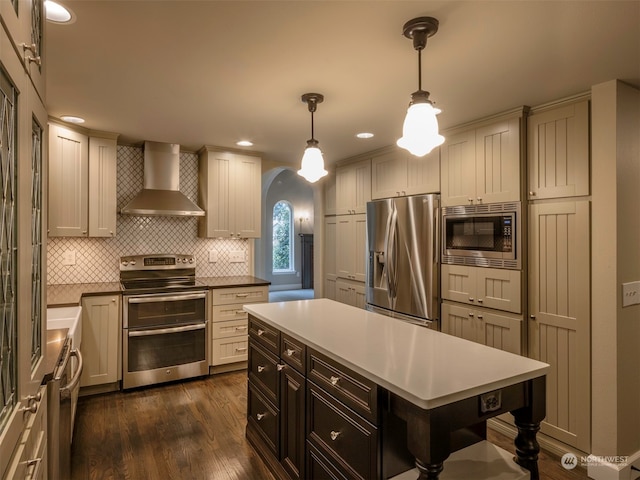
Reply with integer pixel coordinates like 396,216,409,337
47,145,249,285
258,168,314,290
591,80,640,459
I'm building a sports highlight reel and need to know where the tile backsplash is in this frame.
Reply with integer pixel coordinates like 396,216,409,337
47,145,249,285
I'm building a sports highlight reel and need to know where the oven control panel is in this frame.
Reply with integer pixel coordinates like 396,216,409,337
120,254,195,270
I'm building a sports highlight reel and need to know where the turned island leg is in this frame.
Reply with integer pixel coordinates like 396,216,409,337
415,459,444,480
511,376,546,480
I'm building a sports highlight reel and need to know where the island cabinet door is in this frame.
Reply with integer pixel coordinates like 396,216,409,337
279,365,306,480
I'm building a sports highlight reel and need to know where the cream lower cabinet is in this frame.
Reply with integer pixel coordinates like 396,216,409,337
323,216,337,301
441,264,522,314
198,147,262,238
2,385,48,480
335,279,366,309
80,295,121,387
528,200,590,452
210,286,269,372
441,301,522,355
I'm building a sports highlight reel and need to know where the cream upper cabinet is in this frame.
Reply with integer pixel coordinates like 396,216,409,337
441,111,524,207
81,295,121,387
198,147,261,238
324,173,336,215
335,213,366,283
1,0,45,98
371,147,440,199
324,216,337,301
48,124,118,237
336,158,371,214
441,301,522,355
528,200,590,452
441,264,522,314
528,98,590,200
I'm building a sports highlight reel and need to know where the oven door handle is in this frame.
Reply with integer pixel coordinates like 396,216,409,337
128,323,206,337
127,292,207,304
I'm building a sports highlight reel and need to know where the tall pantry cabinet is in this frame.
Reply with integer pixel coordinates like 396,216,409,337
526,95,591,452
0,0,48,478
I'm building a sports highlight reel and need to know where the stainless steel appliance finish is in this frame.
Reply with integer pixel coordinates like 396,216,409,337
121,254,209,389
120,141,205,217
442,202,521,269
47,338,83,480
365,194,440,327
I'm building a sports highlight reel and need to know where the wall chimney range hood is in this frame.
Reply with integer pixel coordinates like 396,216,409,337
121,141,205,217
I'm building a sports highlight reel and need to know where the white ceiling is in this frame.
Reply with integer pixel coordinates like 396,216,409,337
45,1,640,168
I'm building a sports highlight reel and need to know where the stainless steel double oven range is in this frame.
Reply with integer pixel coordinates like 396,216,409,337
120,254,209,389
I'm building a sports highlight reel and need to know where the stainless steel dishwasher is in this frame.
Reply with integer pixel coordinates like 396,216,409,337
47,336,84,480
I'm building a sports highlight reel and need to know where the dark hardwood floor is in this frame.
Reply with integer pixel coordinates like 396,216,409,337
72,371,588,480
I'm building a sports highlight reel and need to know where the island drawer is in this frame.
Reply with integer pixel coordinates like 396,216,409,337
248,341,280,405
211,285,268,306
307,348,378,423
281,333,306,374
212,303,247,323
247,382,279,456
249,315,280,354
307,381,378,480
307,442,350,480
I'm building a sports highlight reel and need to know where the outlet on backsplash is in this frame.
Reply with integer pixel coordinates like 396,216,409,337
61,250,76,266
229,251,244,263
209,250,218,263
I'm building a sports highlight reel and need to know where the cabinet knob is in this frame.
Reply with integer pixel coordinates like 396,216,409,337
20,403,38,415
21,42,37,53
256,413,266,421
529,191,536,196
468,297,474,302
468,198,473,204
477,298,483,303
27,55,42,66
477,197,482,203
257,329,265,336
530,315,536,320
257,365,265,373
285,348,295,357
330,431,341,441
277,363,285,371
477,314,484,320
468,312,474,317
330,375,340,386
26,392,42,403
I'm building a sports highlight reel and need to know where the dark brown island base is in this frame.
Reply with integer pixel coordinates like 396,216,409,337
244,299,548,480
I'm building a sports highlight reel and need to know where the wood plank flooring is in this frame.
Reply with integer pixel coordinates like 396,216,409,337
72,371,588,480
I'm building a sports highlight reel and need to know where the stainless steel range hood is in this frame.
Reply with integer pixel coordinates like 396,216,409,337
121,141,205,216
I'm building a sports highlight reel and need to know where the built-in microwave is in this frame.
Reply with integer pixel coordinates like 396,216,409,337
442,202,521,270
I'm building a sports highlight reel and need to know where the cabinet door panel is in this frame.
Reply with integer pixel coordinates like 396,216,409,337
441,130,475,206
528,100,589,199
440,302,476,343
441,265,475,304
233,154,262,237
81,295,120,386
406,148,440,195
475,117,520,204
335,217,353,279
371,151,406,199
528,200,590,451
280,366,305,480
478,310,522,354
476,268,521,313
88,137,117,237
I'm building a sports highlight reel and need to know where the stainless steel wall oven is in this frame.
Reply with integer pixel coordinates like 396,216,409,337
442,202,521,269
120,254,209,389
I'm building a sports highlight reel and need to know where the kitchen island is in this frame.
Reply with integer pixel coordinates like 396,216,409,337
244,298,549,480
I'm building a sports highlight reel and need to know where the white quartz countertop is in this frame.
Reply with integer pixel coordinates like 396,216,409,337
244,299,549,410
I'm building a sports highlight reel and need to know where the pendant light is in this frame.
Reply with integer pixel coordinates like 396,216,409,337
397,17,445,157
297,93,328,183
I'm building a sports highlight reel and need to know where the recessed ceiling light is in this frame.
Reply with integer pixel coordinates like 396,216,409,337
356,132,374,139
60,115,85,124
236,140,253,147
45,1,74,23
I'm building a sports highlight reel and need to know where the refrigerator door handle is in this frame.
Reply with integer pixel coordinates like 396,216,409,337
386,204,398,306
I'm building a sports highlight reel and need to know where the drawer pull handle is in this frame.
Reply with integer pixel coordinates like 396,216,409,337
235,347,247,352
235,310,245,315
330,376,340,386
277,364,285,371
256,413,266,421
257,329,265,336
285,348,295,357
235,326,247,331
257,365,265,373
19,403,37,414
469,297,474,302
477,298,483,303
330,431,341,441
236,293,249,298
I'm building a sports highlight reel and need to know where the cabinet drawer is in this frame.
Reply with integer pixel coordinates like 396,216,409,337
212,303,247,322
248,341,280,404
212,336,248,365
249,315,280,355
247,382,279,456
307,442,350,480
307,349,378,423
307,382,378,480
211,286,268,305
281,333,306,374
211,318,248,339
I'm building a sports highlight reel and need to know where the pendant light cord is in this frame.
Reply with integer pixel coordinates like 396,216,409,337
417,47,422,91
310,109,315,141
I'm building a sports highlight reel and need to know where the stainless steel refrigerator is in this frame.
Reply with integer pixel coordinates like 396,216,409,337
365,194,440,328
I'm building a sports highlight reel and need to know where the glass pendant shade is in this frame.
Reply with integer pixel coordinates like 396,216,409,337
397,101,444,157
297,144,327,183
